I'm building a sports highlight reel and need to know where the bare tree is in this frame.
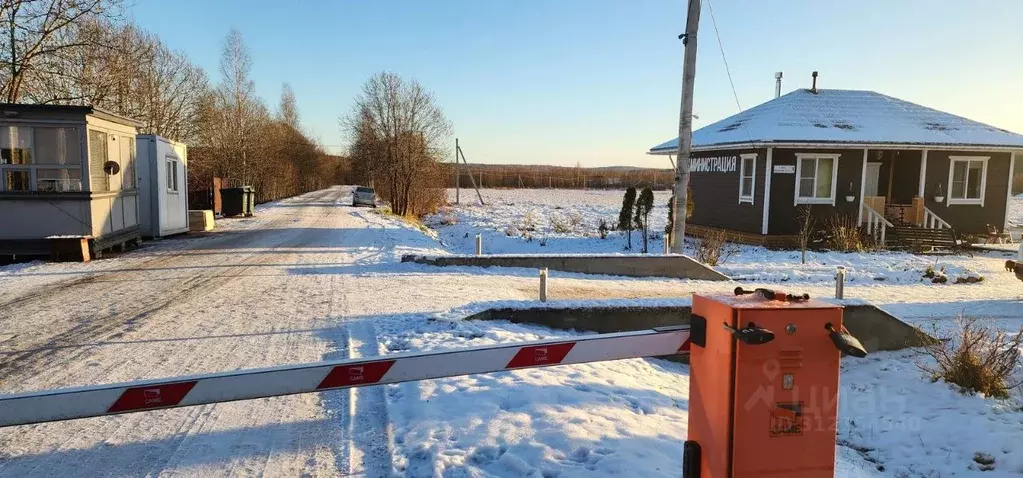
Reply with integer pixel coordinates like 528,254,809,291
797,205,815,264
343,72,451,216
0,0,122,102
279,82,298,130
214,27,261,183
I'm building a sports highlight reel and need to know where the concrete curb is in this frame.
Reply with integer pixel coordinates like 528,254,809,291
401,254,730,281
467,301,934,363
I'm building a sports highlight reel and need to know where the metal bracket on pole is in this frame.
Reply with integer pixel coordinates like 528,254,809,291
0,327,690,428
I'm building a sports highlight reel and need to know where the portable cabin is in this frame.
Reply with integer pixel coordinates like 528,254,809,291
136,135,188,238
0,104,143,258
648,88,1023,247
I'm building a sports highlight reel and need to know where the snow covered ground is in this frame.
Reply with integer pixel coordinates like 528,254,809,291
431,188,673,255
0,186,1021,476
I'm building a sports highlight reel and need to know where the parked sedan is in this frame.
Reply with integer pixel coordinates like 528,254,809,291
352,187,377,208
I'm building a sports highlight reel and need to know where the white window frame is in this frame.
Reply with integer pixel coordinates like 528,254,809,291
166,155,179,193
946,155,988,206
793,153,840,206
0,125,84,192
738,153,756,204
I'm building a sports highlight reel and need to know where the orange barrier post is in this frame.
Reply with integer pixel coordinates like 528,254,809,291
684,293,864,478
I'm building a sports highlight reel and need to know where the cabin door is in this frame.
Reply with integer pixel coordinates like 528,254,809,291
864,163,881,197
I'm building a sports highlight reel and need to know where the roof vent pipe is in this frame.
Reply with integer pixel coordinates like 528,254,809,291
811,71,819,94
774,72,783,98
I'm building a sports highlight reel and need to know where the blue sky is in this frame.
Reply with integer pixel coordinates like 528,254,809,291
130,0,1023,167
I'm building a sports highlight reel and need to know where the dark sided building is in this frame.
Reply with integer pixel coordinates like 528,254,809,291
649,88,1023,245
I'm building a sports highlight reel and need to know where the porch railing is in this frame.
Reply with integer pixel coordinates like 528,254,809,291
861,202,894,244
921,207,952,229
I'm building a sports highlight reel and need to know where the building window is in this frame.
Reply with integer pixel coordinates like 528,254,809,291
947,156,988,205
738,153,756,204
0,126,84,192
1,125,32,164
166,157,179,192
37,168,84,192
123,136,135,189
794,153,839,205
4,169,30,191
35,127,83,192
88,129,109,192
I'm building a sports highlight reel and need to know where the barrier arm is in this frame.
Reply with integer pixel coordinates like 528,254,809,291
0,326,691,428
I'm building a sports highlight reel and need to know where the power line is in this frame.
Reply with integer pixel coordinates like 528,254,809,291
705,0,756,147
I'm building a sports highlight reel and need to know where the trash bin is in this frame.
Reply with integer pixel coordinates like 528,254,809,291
221,186,256,217
220,187,246,217
243,186,256,217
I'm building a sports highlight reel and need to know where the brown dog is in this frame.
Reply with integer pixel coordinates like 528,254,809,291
1007,260,1017,272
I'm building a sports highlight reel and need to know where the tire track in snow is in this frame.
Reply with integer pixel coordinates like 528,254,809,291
0,213,330,390
346,318,396,477
0,187,405,476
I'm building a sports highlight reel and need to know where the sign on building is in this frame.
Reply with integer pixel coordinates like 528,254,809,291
689,156,737,173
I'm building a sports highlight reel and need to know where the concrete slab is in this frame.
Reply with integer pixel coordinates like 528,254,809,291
467,301,933,363
402,254,730,281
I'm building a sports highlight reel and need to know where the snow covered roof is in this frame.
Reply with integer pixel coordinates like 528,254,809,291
649,89,1023,153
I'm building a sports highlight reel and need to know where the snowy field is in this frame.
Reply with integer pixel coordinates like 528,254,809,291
433,189,1022,283
0,186,1021,476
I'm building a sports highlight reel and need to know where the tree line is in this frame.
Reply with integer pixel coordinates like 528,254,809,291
0,0,345,204
442,163,674,190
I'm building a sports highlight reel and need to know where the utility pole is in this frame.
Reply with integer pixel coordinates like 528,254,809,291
671,0,701,254
457,142,485,205
455,138,461,204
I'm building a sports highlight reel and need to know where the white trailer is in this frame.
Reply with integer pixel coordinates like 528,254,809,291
136,135,188,238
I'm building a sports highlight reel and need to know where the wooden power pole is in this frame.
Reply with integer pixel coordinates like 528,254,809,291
671,0,701,254
455,138,461,204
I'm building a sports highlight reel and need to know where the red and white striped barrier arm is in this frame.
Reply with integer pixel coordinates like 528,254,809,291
0,326,690,428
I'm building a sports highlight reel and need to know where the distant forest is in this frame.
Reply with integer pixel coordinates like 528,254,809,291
440,163,675,190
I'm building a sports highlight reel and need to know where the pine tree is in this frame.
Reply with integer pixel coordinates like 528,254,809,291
666,187,695,244
635,188,655,253
618,187,637,250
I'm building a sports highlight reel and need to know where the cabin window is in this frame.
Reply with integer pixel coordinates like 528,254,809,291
947,156,988,205
0,126,84,192
794,153,839,205
123,136,136,189
3,169,30,191
36,127,83,192
166,156,179,192
738,153,756,204
88,130,109,192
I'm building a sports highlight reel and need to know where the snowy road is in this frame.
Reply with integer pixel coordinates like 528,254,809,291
0,187,462,476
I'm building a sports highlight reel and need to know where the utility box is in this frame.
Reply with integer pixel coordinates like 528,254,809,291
136,135,188,238
685,294,845,478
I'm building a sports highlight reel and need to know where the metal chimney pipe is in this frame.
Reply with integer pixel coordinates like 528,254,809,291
811,71,819,94
774,72,783,98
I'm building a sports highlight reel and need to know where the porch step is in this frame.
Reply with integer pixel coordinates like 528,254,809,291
891,226,961,253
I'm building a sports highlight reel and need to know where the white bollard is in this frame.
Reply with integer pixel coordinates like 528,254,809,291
475,233,482,256
835,266,846,300
664,235,670,255
539,268,548,302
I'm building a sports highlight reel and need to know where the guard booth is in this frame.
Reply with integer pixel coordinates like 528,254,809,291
684,292,864,478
